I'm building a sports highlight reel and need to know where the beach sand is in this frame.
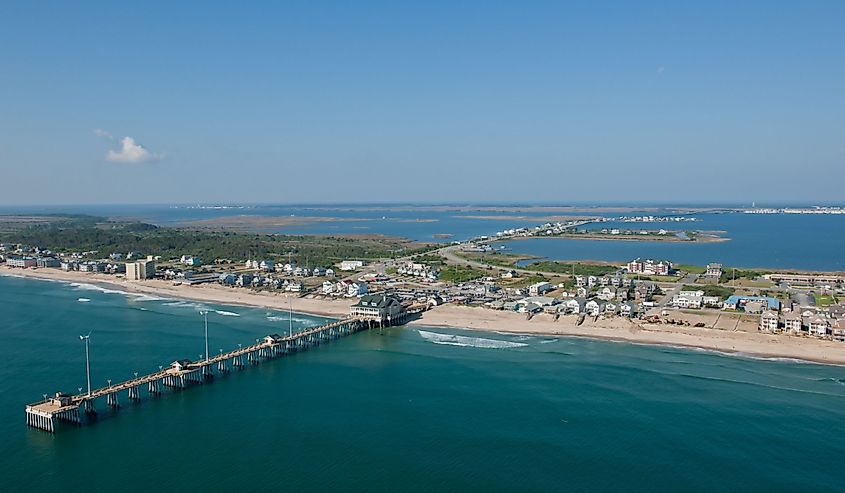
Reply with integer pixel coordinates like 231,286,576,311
5,266,845,365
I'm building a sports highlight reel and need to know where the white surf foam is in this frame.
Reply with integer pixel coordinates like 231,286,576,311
77,298,91,303
418,330,528,349
539,338,558,344
215,310,241,317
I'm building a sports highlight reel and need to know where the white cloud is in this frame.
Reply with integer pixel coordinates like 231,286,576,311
106,136,161,164
93,128,113,139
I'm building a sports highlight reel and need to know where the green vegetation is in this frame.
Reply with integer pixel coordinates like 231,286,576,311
410,253,446,266
523,261,618,276
683,284,735,299
675,264,706,274
438,265,488,283
0,215,431,268
815,294,839,307
453,251,529,268
720,268,770,283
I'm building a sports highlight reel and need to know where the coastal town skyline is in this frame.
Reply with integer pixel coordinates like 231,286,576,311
3,1,845,205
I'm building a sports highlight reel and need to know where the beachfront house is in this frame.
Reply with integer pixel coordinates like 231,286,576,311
722,295,781,312
620,301,637,318
783,311,803,334
585,300,605,316
808,317,831,338
832,320,845,342
759,310,780,332
673,291,704,309
565,298,586,314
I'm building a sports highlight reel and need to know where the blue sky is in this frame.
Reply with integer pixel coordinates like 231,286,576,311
1,1,843,205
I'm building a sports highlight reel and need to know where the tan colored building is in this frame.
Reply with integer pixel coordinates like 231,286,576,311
126,259,156,280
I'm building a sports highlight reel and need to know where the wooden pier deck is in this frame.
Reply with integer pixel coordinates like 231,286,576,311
26,318,366,433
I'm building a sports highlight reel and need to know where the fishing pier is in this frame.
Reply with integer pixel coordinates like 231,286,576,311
25,318,365,433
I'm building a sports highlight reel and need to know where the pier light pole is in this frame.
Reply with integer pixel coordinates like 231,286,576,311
288,295,293,337
79,332,92,397
200,310,210,362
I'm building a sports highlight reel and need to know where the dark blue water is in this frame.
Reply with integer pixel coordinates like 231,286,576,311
2,205,844,269
506,213,845,270
3,274,845,492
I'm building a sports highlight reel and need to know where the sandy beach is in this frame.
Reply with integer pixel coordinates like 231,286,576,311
4,265,845,365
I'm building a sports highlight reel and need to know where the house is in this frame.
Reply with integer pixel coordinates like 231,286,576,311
500,270,517,279
585,299,606,316
783,311,803,334
259,260,275,272
705,263,723,279
565,298,587,314
517,296,558,311
218,273,236,286
832,319,845,342
635,283,656,301
313,267,327,276
575,275,586,287
672,290,704,309
350,294,405,324
598,286,617,301
325,268,335,278
528,282,553,296
340,260,364,271
587,276,598,288
287,282,303,293
36,257,60,268
744,301,765,314
702,296,721,307
181,255,202,267
722,295,780,312
604,301,618,314
576,286,588,298
808,316,831,338
759,310,780,332
236,273,254,287
620,301,637,318
345,280,368,297
321,281,334,295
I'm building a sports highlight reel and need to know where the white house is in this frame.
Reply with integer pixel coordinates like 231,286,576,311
808,316,830,338
598,286,617,301
528,282,554,296
585,300,605,316
340,260,364,271
759,310,780,332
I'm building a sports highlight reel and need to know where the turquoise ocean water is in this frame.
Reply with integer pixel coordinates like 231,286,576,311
2,273,845,492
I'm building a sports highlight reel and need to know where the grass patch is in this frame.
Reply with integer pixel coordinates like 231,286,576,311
815,294,838,307
439,265,488,283
522,261,618,276
675,264,706,274
683,284,735,299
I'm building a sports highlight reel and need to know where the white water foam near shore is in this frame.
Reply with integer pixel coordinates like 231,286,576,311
418,330,529,349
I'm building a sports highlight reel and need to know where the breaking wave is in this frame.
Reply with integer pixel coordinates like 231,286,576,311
215,310,240,317
77,298,91,303
418,330,528,349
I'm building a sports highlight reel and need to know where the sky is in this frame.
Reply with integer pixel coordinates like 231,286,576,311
1,1,843,206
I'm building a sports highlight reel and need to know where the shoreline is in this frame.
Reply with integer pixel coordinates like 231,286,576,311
4,266,845,366
498,233,730,243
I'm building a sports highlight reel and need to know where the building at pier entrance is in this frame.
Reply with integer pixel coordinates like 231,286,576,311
350,294,405,324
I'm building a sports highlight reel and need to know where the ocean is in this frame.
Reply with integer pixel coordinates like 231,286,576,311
2,274,845,492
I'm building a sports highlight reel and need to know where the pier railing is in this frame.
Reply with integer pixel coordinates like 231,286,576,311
26,318,366,433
